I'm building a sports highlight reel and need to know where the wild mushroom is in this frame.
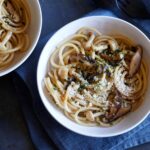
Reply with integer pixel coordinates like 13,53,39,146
108,40,119,51
75,54,96,67
129,45,143,77
105,91,122,121
106,104,131,122
100,54,112,61
4,0,21,23
114,104,131,120
92,43,108,52
105,90,131,122
58,68,69,81
105,106,119,121
79,54,96,63
86,111,95,121
100,52,121,67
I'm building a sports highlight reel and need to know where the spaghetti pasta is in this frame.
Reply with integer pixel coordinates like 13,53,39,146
0,0,30,69
44,27,148,127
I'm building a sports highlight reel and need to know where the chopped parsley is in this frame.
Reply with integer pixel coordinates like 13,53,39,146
78,83,88,92
114,49,121,53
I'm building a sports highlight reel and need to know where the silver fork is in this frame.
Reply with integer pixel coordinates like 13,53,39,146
116,0,150,19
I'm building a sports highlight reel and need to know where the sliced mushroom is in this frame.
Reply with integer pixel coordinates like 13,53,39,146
105,106,119,120
86,111,95,121
100,53,121,65
4,0,21,23
106,104,131,122
114,105,131,119
80,54,96,63
108,40,119,51
100,54,112,61
129,45,143,77
106,90,132,122
58,68,69,81
106,97,121,120
69,53,92,64
92,44,108,52
77,54,96,67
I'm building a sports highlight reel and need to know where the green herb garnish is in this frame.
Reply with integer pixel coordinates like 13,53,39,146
78,83,88,92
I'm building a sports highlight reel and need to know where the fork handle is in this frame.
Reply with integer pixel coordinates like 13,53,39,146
125,17,150,39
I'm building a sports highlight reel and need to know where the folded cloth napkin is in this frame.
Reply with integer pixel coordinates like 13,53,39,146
13,0,150,150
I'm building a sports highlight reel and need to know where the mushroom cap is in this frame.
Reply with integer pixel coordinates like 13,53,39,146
129,45,143,77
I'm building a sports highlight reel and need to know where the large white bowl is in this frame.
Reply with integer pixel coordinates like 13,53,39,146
37,16,150,137
0,0,42,76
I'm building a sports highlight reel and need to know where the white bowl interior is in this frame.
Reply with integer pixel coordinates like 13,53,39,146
0,0,42,76
37,16,150,137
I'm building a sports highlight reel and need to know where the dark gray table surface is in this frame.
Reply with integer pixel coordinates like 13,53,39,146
0,74,150,150
0,74,34,150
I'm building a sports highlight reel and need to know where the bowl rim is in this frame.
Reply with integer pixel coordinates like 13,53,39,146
0,0,42,77
37,16,150,137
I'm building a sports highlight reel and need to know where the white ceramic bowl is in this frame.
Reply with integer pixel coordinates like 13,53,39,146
37,16,150,137
0,0,42,76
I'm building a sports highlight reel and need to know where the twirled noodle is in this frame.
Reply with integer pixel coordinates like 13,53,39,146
0,0,30,69
44,27,148,127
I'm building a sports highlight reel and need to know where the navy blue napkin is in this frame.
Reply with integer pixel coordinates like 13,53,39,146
14,0,150,150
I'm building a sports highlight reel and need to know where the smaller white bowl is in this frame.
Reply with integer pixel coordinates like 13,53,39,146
37,16,150,137
0,0,42,76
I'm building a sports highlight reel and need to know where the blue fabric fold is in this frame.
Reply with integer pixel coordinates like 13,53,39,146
14,1,150,150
